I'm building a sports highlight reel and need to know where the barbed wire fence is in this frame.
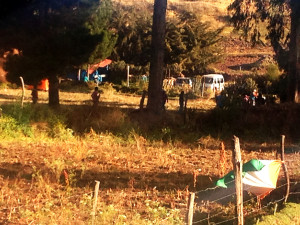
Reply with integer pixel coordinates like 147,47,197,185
186,180,299,225
185,135,300,225
0,177,299,224
0,135,299,224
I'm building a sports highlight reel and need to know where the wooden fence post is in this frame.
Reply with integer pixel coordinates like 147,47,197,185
127,65,130,87
92,180,100,225
19,76,25,108
186,192,195,225
280,135,290,203
233,136,243,225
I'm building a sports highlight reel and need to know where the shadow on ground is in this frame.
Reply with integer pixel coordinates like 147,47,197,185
0,162,218,192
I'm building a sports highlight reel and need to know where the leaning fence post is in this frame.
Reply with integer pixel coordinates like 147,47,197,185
92,180,100,225
19,76,25,108
280,135,290,203
233,136,243,225
186,192,195,225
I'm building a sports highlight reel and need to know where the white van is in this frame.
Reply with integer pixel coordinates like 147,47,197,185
175,77,192,87
202,74,225,92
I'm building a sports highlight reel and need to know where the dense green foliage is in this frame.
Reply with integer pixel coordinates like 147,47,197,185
227,0,300,102
228,0,290,60
1,0,116,85
0,103,72,140
165,9,223,76
110,4,153,68
110,4,223,77
0,0,117,107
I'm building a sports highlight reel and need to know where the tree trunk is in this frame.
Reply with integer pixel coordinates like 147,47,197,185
295,2,300,103
146,0,167,113
48,75,60,107
288,0,300,102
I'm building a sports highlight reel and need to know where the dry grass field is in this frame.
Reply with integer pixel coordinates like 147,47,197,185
0,0,298,223
0,85,216,110
0,86,300,224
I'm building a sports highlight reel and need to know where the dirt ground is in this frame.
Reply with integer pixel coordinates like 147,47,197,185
0,139,299,224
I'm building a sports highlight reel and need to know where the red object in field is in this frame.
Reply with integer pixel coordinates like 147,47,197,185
39,79,49,91
88,59,112,74
27,79,49,91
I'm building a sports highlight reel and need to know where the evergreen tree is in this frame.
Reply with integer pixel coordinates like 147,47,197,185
0,0,116,106
111,4,222,77
228,0,300,102
165,10,223,76
147,0,167,113
110,5,152,67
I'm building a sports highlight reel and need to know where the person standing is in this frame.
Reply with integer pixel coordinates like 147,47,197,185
84,74,89,82
91,87,100,107
139,90,147,110
162,89,168,111
250,89,258,106
179,91,184,112
31,87,38,104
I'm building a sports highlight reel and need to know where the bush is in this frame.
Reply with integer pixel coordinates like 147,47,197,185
59,80,91,93
265,63,281,81
0,115,31,138
222,76,258,108
0,103,74,140
0,82,18,89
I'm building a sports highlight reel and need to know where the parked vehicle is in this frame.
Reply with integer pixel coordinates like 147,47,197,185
175,77,192,87
202,74,225,91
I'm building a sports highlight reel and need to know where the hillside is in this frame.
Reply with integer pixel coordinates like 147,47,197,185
116,0,275,77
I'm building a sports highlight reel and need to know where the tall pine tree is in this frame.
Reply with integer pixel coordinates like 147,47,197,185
111,3,223,78
1,0,116,106
228,0,300,102
147,0,167,113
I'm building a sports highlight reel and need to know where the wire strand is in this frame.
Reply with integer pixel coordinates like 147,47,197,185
192,181,300,224
194,179,235,194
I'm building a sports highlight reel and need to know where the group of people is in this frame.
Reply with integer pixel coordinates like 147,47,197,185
243,89,265,107
139,89,186,113
139,89,169,111
91,87,189,112
30,86,101,106
30,85,186,112
83,71,103,84
30,84,267,112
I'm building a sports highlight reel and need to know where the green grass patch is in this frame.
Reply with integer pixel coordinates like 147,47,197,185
256,203,300,225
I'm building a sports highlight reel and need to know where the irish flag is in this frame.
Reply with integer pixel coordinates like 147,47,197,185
216,159,282,198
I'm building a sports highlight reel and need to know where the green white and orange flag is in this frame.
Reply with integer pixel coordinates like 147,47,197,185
216,159,282,197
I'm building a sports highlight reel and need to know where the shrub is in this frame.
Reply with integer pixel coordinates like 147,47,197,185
0,103,73,140
0,115,30,138
59,80,91,93
101,82,117,96
0,104,33,138
265,63,281,81
222,76,258,108
0,82,18,89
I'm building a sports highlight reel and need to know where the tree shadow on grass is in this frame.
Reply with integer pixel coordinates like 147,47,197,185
0,162,218,192
228,55,265,71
